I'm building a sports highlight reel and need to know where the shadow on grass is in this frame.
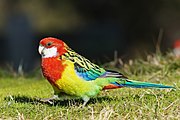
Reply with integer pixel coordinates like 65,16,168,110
4,95,115,107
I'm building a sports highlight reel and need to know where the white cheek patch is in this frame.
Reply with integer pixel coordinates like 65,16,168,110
41,47,58,58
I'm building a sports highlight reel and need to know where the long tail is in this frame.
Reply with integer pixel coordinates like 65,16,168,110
119,79,174,88
100,70,174,90
103,79,174,90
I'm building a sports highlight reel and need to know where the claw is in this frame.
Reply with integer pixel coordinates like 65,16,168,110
39,98,54,104
36,95,59,104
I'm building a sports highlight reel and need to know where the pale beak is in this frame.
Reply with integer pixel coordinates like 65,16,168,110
38,45,44,55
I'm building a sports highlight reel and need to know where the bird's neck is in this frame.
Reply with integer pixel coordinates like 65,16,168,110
41,57,67,84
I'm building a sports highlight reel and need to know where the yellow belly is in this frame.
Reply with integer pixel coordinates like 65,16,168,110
55,60,101,97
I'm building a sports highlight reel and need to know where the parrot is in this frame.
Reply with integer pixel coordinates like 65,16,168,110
38,37,174,107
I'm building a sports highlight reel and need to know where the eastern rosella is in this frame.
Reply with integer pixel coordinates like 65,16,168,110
38,37,174,107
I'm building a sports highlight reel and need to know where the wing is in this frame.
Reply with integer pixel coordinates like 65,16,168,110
62,47,106,80
100,70,127,78
62,46,127,81
74,62,106,80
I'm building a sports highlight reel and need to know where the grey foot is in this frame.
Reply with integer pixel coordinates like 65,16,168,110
37,95,59,104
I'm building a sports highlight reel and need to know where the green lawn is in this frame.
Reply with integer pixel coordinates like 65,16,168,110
0,53,179,119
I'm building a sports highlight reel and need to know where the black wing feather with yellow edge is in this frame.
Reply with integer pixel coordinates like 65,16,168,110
62,47,106,81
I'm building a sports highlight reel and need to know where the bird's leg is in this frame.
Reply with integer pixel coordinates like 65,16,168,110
81,96,90,108
38,95,59,104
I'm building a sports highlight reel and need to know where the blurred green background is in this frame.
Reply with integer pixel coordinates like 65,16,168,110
0,0,180,73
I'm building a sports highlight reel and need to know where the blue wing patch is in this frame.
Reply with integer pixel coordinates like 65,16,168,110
74,62,106,81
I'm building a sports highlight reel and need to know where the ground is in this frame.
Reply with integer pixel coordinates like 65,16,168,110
0,53,179,119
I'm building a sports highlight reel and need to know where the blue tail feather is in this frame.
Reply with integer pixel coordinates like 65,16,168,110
113,79,174,89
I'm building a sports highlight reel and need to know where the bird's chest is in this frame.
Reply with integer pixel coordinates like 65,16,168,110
41,58,66,84
54,61,100,97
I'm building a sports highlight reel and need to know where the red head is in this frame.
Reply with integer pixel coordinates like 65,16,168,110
38,37,67,58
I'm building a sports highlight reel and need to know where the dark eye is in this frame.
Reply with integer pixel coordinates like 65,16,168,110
46,42,52,46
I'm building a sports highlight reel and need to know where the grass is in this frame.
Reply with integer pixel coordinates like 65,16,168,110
0,52,179,119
